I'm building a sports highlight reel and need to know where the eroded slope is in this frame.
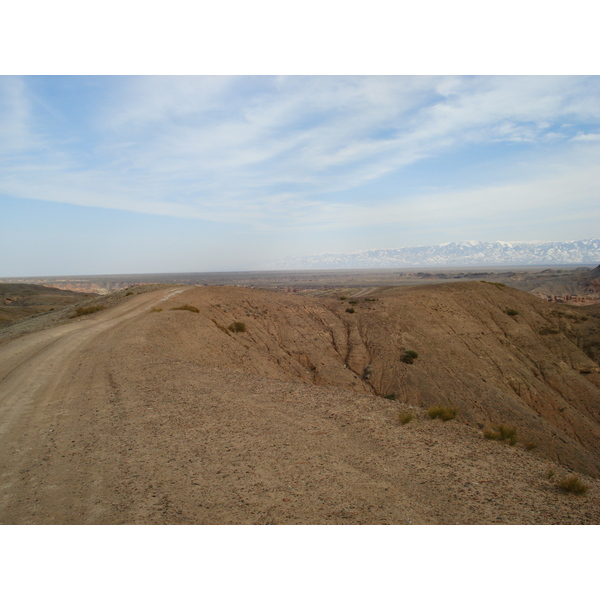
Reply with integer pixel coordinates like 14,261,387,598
143,283,600,476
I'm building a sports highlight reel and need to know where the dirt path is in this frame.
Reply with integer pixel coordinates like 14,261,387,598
0,290,177,425
0,286,598,524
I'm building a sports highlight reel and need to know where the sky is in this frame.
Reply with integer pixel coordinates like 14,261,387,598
1,75,599,276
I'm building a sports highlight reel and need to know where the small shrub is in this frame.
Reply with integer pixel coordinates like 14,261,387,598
383,393,397,400
348,300,359,305
524,440,537,451
483,423,518,445
427,405,459,421
125,291,134,296
69,305,106,318
339,296,347,300
228,321,247,333
171,304,199,313
401,350,418,364
557,475,589,495
345,308,355,314
506,308,519,316
364,298,378,302
150,307,163,312
398,411,414,425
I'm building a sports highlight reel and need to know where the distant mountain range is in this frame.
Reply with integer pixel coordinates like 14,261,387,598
265,239,600,270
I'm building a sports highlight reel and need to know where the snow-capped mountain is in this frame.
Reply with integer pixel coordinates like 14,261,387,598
264,239,600,270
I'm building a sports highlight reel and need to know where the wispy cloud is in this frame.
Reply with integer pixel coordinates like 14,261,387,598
1,75,599,234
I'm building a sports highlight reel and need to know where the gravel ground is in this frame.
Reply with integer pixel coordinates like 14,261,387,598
1,287,598,524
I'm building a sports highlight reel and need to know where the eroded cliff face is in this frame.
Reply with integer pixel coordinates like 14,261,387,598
121,283,600,477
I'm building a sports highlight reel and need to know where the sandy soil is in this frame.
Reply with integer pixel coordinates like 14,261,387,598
1,287,599,524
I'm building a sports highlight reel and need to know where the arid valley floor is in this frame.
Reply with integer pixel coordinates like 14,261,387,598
1,270,600,524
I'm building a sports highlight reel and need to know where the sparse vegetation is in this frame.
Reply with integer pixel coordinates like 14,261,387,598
557,475,589,495
211,319,231,336
523,440,537,451
228,321,247,333
348,300,359,305
505,308,519,316
401,350,419,364
364,298,378,302
69,305,106,318
339,296,347,300
546,469,555,480
427,405,459,421
171,304,200,313
482,281,505,288
539,327,560,335
398,411,414,425
150,307,163,312
346,308,355,314
383,393,397,400
125,291,134,296
483,423,518,445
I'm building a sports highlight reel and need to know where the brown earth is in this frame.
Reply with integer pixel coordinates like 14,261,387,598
1,284,599,524
0,283,96,326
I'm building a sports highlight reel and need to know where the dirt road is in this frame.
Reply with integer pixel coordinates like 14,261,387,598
1,287,598,524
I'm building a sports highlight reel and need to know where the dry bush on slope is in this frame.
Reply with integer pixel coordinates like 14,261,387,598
484,423,518,446
398,411,414,424
171,304,200,313
557,475,589,495
427,405,459,421
69,305,106,318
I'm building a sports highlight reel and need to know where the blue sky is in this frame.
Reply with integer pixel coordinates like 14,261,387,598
1,75,599,276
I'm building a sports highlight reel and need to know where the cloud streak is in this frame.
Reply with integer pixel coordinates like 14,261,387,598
1,75,599,235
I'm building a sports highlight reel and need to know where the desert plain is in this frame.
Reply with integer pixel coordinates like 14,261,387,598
1,269,600,524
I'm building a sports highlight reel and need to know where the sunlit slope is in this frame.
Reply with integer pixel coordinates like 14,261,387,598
0,283,93,325
135,283,600,476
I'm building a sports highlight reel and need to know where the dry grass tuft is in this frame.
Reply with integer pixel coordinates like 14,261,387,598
539,327,560,335
228,321,247,333
557,475,589,495
150,307,163,312
398,411,414,425
69,305,106,318
484,423,518,445
401,351,418,364
427,405,459,421
171,304,200,313
211,319,231,336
